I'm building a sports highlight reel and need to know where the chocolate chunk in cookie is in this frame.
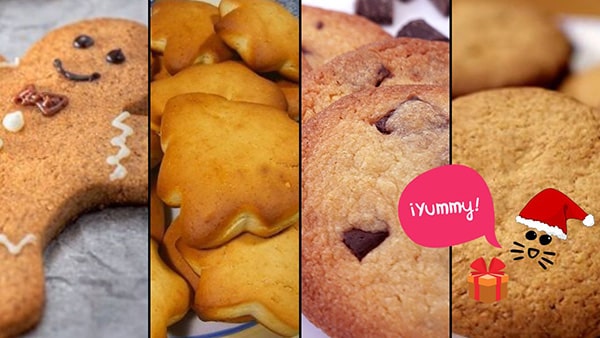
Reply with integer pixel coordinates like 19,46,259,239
397,19,448,42
356,0,393,25
343,228,389,261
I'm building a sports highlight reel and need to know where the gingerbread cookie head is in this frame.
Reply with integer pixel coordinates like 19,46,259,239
0,18,147,336
18,18,148,115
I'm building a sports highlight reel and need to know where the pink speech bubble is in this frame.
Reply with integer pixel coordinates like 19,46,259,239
397,164,500,248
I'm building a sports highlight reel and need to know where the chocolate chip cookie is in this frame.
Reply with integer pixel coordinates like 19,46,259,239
302,85,449,337
302,38,449,122
301,5,391,69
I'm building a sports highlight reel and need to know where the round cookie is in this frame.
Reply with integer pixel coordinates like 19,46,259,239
559,64,600,108
452,88,600,337
302,38,449,122
452,0,571,97
302,85,449,337
301,5,391,69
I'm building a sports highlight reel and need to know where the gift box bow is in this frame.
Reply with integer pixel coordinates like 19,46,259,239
470,257,506,301
470,257,505,277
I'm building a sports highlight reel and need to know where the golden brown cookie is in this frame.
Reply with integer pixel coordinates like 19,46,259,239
302,38,449,122
150,61,288,132
150,239,191,338
560,64,600,108
215,0,299,81
151,0,233,74
176,223,299,337
301,5,391,68
151,130,163,169
151,180,166,242
151,53,171,82
452,87,600,337
159,93,298,250
275,79,299,121
302,85,450,337
0,18,147,336
452,0,571,97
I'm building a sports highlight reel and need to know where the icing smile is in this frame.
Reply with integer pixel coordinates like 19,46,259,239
53,58,101,81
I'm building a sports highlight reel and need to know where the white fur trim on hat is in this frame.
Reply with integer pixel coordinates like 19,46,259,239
583,214,595,227
515,215,567,240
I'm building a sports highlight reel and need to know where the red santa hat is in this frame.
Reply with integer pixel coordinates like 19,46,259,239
515,188,594,240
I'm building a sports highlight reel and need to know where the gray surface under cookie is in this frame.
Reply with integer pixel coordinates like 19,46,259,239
0,0,149,337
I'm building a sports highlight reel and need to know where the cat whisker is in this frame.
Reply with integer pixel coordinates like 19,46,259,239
513,241,525,248
541,257,554,265
510,249,524,253
513,256,524,261
538,261,548,270
543,251,556,256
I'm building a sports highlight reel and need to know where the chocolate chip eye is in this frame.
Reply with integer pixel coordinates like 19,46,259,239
539,235,552,246
525,230,537,241
106,49,126,64
73,35,94,49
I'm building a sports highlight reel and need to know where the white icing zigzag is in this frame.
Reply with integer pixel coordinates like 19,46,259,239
107,111,133,181
0,233,36,255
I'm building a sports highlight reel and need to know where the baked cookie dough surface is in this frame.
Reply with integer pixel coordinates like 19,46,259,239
452,87,600,337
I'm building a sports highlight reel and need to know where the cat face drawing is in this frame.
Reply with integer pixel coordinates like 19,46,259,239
510,188,594,270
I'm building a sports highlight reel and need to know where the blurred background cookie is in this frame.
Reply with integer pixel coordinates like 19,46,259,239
452,0,571,97
301,5,391,69
559,64,600,108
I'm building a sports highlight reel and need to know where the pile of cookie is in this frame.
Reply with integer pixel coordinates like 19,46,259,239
150,0,299,337
301,2,451,337
451,1,600,337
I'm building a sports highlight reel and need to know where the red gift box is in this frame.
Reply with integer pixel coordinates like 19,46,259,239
467,257,508,303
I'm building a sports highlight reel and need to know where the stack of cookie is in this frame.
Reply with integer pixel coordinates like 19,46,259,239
149,0,299,337
301,3,450,337
451,1,600,337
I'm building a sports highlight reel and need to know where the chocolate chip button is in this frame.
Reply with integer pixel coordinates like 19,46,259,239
343,228,389,261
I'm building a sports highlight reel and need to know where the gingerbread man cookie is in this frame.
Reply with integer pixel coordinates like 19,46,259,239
0,18,147,336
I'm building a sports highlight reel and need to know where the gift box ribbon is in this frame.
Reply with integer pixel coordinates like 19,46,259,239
470,257,505,301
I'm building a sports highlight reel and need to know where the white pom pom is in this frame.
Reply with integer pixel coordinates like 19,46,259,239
583,214,594,227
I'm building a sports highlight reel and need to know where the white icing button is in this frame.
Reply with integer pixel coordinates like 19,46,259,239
3,110,25,132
